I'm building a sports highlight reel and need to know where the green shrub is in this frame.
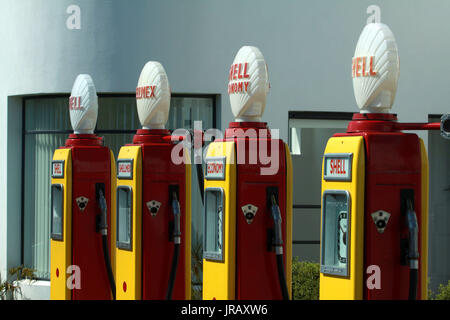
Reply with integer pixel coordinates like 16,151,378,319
291,258,320,300
433,280,450,300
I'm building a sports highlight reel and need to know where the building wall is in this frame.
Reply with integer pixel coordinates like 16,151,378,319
1,0,450,298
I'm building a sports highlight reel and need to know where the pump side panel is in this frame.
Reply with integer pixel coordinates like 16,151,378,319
71,146,112,300
420,139,429,300
184,154,192,300
109,150,117,299
115,146,142,300
202,141,236,300
363,133,422,300
319,136,365,300
141,144,190,300
50,149,72,300
285,143,293,298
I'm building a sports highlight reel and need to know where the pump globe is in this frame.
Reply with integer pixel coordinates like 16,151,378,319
228,46,270,122
136,61,171,129
352,23,399,113
69,74,98,134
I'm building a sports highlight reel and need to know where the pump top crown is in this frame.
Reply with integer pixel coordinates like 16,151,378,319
352,23,399,113
228,46,270,122
69,74,98,134
136,61,171,129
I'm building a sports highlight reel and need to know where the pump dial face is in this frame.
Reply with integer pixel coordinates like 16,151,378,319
337,211,348,264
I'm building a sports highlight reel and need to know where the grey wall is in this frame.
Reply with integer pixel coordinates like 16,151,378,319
2,0,450,295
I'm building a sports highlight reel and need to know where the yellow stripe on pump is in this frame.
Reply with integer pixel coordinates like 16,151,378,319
319,136,365,300
184,150,192,300
284,142,293,299
50,148,72,300
419,139,429,300
115,146,142,300
202,141,237,300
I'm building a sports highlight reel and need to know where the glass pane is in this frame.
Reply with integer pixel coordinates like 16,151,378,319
25,98,71,132
97,97,139,131
23,133,66,279
321,191,349,276
116,187,132,250
203,188,223,261
50,185,63,240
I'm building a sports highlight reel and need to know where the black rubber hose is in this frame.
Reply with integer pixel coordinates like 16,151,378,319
166,243,180,300
196,163,204,204
102,234,116,300
276,253,290,300
270,195,290,300
97,189,116,300
409,268,418,300
166,194,181,300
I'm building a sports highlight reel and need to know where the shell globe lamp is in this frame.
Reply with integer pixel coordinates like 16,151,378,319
69,74,98,134
136,61,171,130
228,46,270,122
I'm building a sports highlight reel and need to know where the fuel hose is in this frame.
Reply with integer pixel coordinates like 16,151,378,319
270,195,290,300
98,189,116,300
166,191,181,300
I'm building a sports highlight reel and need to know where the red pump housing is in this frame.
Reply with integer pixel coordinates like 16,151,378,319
335,113,436,299
63,134,113,300
131,129,189,300
225,122,291,300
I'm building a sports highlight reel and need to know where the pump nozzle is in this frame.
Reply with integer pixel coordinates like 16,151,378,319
97,188,108,236
405,199,419,300
171,191,181,245
406,200,419,270
270,194,283,255
166,187,181,300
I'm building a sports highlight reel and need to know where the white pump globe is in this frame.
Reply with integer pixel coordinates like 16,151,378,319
69,74,98,134
136,61,171,129
352,23,399,113
228,46,270,122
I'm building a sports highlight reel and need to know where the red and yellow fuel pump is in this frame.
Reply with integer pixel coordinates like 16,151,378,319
319,23,450,300
202,46,293,300
50,74,116,300
114,61,191,300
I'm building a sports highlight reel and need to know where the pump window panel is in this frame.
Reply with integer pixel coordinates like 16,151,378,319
50,184,64,241
116,186,133,250
321,190,350,277
203,188,224,261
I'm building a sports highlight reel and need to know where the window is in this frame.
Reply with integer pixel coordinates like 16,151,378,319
320,190,350,277
203,188,224,261
23,94,216,279
50,184,64,241
116,186,132,250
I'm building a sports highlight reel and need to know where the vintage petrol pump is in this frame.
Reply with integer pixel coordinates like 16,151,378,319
202,46,293,300
50,74,116,300
319,23,450,300
115,61,191,300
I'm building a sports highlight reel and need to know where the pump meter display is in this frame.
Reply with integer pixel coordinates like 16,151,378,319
320,190,350,276
51,184,64,240
203,188,224,261
116,186,132,250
